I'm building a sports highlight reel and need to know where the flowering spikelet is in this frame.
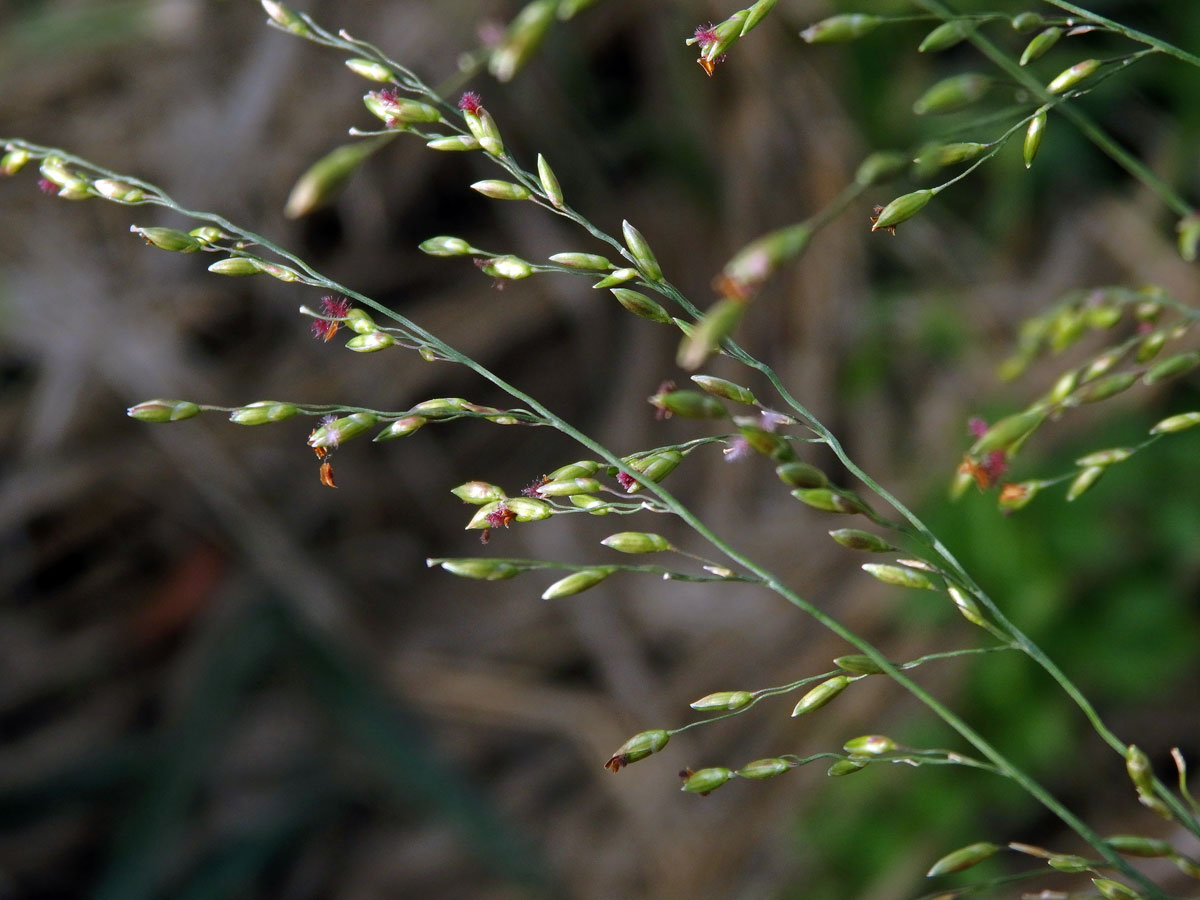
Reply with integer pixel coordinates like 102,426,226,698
311,413,338,457
723,437,753,462
691,24,726,76
311,295,352,341
616,472,637,492
479,501,517,544
457,91,483,114
522,477,549,497
960,418,1009,488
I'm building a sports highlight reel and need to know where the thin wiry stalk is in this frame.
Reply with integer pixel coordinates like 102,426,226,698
7,137,1178,895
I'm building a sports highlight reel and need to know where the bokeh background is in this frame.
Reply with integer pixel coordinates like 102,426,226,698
2,1,1199,898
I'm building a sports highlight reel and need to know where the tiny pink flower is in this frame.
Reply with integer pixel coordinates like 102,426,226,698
458,91,483,114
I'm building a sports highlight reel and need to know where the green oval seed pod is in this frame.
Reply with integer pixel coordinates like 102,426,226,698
542,567,614,599
344,58,394,81
738,758,791,779
345,331,395,352
92,178,144,201
1085,304,1122,329
435,558,521,580
605,729,669,770
720,223,813,298
488,0,557,82
776,462,828,489
611,288,671,324
228,401,299,425
188,226,222,245
969,410,1045,455
131,226,203,253
740,0,778,35
648,389,728,419
536,477,601,496
1,148,31,175
734,424,791,461
871,190,934,231
1048,58,1101,93
261,0,310,35
284,138,389,218
1024,111,1048,168
926,842,1000,877
307,412,378,449
844,734,895,756
373,415,426,440
570,493,611,515
1177,212,1200,262
1092,878,1141,900
1011,12,1045,32
1072,371,1137,404
536,153,564,208
127,399,201,422
827,759,868,776
1104,835,1174,858
918,20,973,53
601,532,671,554
208,257,262,276
793,489,870,515
690,375,757,405
452,481,508,504
547,460,601,480
1075,447,1133,468
342,308,376,335
1150,411,1200,434
471,180,531,201
947,584,988,626
913,142,987,175
426,135,481,151
791,676,850,716
621,220,662,281
681,767,732,795
550,252,612,270
799,14,882,44
481,256,534,279
626,449,684,490
689,691,753,711
828,529,894,553
504,497,553,521
1066,465,1105,501
1046,855,1092,873
1125,745,1154,793
677,298,747,370
1020,27,1062,65
592,268,639,289
419,235,475,256
834,654,885,675
854,151,908,186
862,563,938,590
1144,350,1200,385
912,74,990,115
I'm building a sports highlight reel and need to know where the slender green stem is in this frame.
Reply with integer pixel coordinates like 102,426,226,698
11,0,1198,880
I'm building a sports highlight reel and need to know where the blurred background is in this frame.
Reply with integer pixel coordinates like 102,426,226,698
2,1,1199,898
